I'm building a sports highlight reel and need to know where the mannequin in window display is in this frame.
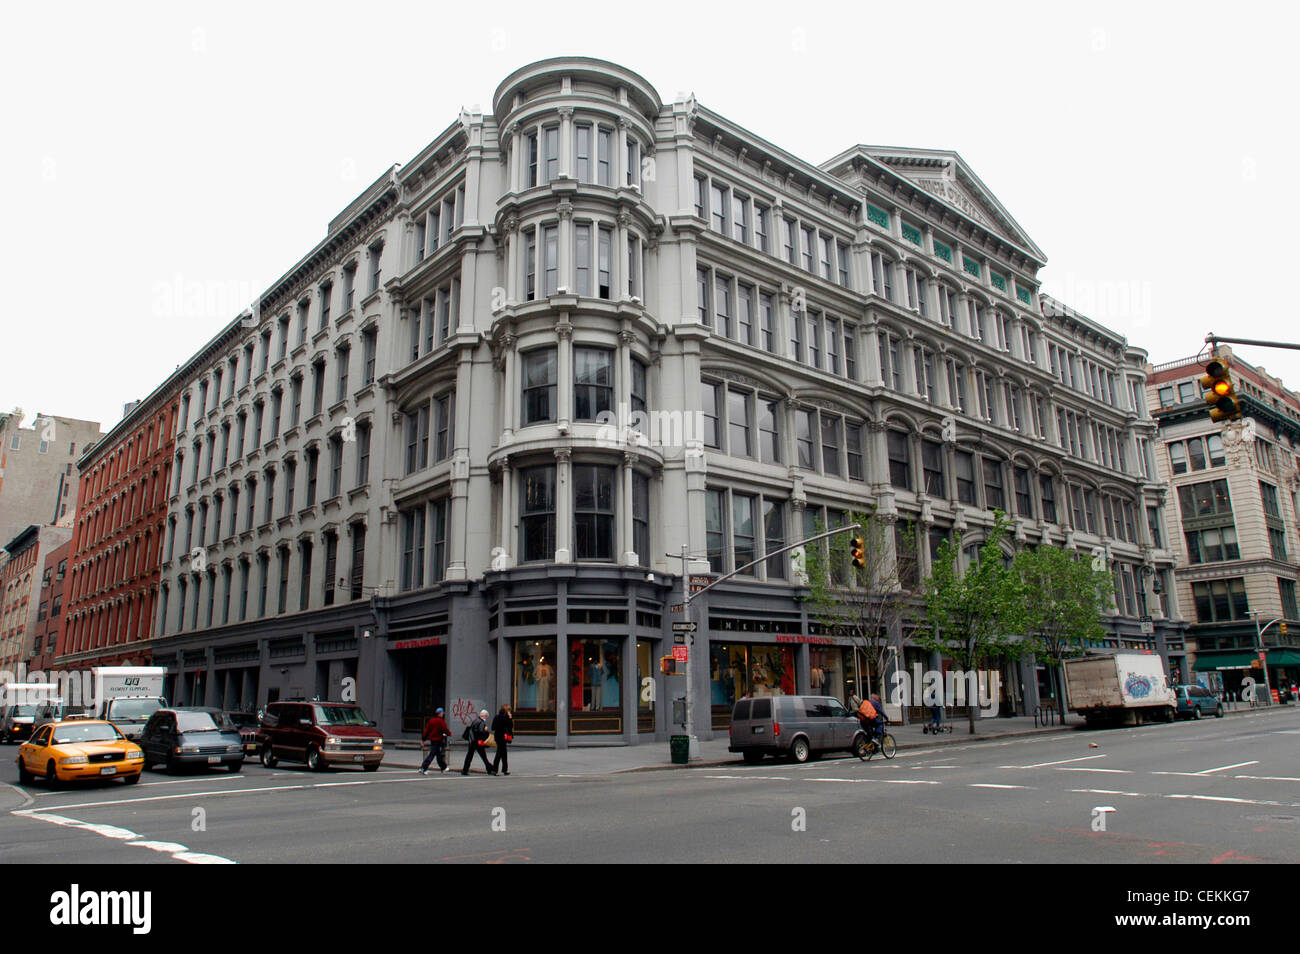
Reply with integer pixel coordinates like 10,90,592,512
589,653,603,710
603,647,620,708
536,656,553,712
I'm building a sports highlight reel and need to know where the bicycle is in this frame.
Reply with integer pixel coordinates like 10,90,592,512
854,725,896,760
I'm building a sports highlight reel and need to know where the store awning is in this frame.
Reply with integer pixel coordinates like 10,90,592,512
1192,652,1259,671
1266,649,1300,666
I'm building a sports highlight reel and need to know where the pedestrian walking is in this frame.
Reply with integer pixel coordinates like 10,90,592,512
461,708,495,775
419,707,452,774
491,704,514,776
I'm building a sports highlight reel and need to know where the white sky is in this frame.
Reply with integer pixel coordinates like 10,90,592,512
3,0,1297,432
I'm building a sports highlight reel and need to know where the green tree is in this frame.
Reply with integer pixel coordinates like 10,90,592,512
1008,544,1112,725
801,508,919,705
917,512,1022,734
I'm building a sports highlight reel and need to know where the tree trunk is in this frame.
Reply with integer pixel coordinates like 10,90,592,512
1055,663,1067,726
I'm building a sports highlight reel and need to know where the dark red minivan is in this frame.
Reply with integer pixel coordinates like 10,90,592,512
258,701,384,771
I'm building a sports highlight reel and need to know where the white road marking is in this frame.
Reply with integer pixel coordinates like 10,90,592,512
1153,760,1260,777
1070,789,1300,808
1166,794,1289,807
15,775,430,813
970,783,1034,789
1002,754,1107,769
35,773,253,796
1196,761,1260,775
1235,775,1300,782
1057,767,1132,774
805,778,941,785
13,810,236,864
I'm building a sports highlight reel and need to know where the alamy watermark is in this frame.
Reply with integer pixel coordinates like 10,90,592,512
888,664,1002,715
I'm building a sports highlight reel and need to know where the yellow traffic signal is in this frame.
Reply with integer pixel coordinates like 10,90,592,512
1200,354,1241,422
850,535,866,569
659,656,675,675
1282,622,1289,637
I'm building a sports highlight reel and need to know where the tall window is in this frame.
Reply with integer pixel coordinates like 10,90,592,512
983,459,1005,512
632,473,650,565
323,531,337,606
573,348,613,421
400,505,426,591
572,465,615,561
328,436,342,498
355,422,371,487
522,349,558,425
887,430,911,490
433,393,454,462
349,523,365,600
922,440,945,497
520,466,556,562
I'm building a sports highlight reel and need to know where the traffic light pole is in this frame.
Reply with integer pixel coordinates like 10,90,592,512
1206,334,1300,352
668,523,861,761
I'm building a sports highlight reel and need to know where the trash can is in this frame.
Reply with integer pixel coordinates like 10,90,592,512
670,735,690,765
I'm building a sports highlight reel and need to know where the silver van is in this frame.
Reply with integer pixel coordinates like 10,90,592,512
728,695,868,764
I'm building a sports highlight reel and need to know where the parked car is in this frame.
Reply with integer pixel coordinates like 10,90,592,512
140,708,245,773
258,701,383,772
1173,684,1224,720
15,719,144,786
224,711,260,755
728,694,868,764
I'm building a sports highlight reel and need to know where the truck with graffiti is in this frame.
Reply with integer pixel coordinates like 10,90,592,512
1063,652,1176,725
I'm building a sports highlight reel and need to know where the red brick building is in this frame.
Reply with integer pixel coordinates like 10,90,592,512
30,539,72,671
1,524,73,670
58,384,182,668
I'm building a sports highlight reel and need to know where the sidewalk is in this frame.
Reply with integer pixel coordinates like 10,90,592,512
383,712,1085,776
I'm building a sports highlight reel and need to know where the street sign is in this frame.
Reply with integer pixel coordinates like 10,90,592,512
672,646,689,663
669,603,684,614
689,574,715,595
671,621,697,633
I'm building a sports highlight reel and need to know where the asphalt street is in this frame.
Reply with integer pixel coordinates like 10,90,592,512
2,707,1297,863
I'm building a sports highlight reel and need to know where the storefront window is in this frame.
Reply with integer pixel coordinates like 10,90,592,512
570,638,622,734
636,640,655,732
809,647,858,702
709,643,796,722
513,639,557,733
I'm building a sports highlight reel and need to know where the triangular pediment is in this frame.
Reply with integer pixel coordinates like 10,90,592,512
824,145,1045,262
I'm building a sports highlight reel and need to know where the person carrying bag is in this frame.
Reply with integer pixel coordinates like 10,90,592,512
460,709,495,775
491,704,514,776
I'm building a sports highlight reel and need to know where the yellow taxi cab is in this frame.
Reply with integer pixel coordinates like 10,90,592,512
15,719,144,786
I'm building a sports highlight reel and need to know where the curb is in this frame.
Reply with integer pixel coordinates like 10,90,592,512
618,723,1080,773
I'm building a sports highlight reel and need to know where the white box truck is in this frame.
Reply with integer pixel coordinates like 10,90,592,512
90,667,167,740
1063,653,1175,725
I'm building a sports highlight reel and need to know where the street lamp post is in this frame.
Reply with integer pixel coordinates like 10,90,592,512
669,523,861,762
1253,613,1283,704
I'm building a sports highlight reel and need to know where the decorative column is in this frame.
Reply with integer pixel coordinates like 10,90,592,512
556,320,573,432
557,201,574,293
622,451,636,566
556,106,572,178
499,333,517,443
554,447,572,563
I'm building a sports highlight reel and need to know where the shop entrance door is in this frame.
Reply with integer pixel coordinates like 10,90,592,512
398,646,447,735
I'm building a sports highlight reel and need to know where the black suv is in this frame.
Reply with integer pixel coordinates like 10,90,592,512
258,701,384,771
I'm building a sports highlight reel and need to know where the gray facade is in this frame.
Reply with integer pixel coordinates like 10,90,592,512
145,57,1184,745
0,411,102,552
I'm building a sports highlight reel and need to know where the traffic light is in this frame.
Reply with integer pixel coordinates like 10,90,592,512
1282,622,1289,637
849,535,866,569
1200,353,1241,422
659,656,676,675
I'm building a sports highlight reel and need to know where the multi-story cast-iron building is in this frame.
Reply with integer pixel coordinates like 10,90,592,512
1146,348,1300,696
148,57,1183,744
